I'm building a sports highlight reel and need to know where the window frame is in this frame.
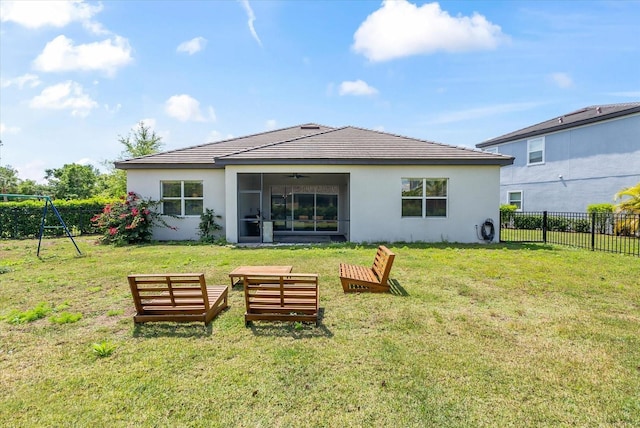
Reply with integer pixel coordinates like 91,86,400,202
161,180,204,216
527,137,545,165
401,177,448,218
508,190,523,211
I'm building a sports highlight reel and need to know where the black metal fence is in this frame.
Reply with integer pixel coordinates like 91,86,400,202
500,211,639,256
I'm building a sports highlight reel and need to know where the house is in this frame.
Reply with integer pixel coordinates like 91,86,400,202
476,103,640,212
115,124,513,244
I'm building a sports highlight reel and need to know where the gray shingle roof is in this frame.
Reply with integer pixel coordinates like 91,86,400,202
115,123,514,169
476,103,640,148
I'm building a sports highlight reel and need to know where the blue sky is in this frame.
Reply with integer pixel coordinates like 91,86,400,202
1,0,639,182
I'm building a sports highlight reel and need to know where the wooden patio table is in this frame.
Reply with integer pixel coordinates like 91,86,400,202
228,265,293,287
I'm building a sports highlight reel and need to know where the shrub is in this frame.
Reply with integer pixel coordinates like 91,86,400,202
570,218,591,233
0,197,118,239
614,214,639,237
198,208,223,243
547,215,570,232
91,192,175,245
500,204,518,227
587,203,614,214
500,204,518,214
587,204,615,234
513,214,543,230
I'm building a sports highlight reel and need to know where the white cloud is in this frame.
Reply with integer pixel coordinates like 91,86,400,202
206,130,234,142
177,37,207,55
123,118,168,143
16,159,48,183
238,0,262,46
549,72,573,89
1,73,42,89
136,118,157,130
165,95,216,122
265,119,277,130
339,80,378,96
29,81,98,117
75,157,104,171
104,103,122,114
353,0,507,62
0,0,106,34
428,102,541,125
33,35,133,76
1,123,21,136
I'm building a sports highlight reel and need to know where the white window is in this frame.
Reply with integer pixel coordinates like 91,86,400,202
161,181,203,216
401,178,448,218
527,137,545,165
508,191,522,210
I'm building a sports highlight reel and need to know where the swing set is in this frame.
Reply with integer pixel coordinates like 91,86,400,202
0,194,82,257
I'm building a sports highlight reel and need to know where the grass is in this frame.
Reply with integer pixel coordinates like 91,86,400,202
501,229,639,256
1,237,639,427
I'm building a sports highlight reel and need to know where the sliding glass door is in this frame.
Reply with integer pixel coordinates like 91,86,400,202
270,185,338,232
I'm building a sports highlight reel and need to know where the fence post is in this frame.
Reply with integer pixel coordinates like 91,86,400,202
542,211,547,244
591,212,596,251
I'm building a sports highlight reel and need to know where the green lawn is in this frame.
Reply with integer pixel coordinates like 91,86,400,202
500,229,639,256
1,237,639,427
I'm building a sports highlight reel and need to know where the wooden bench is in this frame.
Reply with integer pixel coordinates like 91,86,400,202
243,273,319,326
339,245,395,293
128,273,228,325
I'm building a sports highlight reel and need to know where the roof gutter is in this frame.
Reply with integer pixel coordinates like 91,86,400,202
214,157,515,167
114,162,220,170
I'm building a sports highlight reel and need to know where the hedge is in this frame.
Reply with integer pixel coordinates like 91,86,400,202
0,198,118,239
503,212,619,234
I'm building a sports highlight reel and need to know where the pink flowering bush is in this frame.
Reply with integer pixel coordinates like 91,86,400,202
91,192,174,245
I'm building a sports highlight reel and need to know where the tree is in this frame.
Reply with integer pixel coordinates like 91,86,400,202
16,179,48,196
614,182,640,213
613,182,640,236
118,121,164,159
0,166,20,195
45,163,100,200
98,121,164,197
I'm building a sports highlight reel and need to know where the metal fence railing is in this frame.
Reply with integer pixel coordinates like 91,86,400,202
500,211,639,257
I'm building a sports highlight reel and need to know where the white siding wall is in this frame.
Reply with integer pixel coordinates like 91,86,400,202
126,168,225,240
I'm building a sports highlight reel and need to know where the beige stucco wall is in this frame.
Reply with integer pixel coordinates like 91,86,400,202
126,163,500,243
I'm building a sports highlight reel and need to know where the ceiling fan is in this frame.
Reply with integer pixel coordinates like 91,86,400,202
286,173,308,179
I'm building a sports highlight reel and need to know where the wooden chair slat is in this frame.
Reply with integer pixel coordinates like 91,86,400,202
128,273,228,325
339,246,395,293
243,273,319,326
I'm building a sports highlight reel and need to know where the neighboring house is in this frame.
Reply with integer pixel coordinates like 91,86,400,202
115,124,513,244
476,103,640,212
